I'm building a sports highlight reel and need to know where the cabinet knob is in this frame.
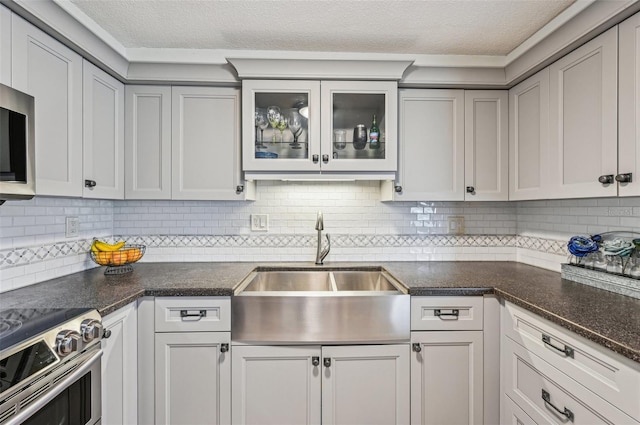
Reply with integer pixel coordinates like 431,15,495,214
394,185,402,193
322,154,329,163
615,173,633,183
412,343,422,353
220,343,229,353
103,329,112,339
312,154,319,163
466,186,475,194
236,185,244,194
598,174,614,184
84,179,97,188
323,357,331,368
312,356,320,367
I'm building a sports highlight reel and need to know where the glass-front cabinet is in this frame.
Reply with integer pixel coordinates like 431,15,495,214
242,80,397,176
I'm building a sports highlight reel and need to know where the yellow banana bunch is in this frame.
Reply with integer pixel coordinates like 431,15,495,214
91,239,125,252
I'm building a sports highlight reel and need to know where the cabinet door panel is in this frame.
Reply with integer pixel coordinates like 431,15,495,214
396,89,465,201
11,14,83,197
464,90,508,201
0,5,10,86
322,344,409,425
83,60,124,199
125,85,172,199
411,331,483,425
172,86,242,200
101,303,137,425
232,345,321,425
619,12,640,197
155,332,231,425
509,68,550,200
548,27,618,198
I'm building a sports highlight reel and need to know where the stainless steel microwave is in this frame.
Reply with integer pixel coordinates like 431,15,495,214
0,83,35,200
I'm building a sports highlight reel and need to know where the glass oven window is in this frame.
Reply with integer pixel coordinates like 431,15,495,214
0,341,57,393
22,371,92,425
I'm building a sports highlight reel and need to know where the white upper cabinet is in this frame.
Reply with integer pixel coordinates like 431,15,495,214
242,79,397,178
508,68,550,200
125,85,172,199
464,90,508,201
0,5,10,86
82,60,124,199
320,80,397,173
172,86,249,200
387,89,465,201
548,26,618,199
11,13,83,197
618,11,640,197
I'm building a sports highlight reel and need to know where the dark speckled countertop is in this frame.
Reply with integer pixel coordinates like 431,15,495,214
0,261,638,364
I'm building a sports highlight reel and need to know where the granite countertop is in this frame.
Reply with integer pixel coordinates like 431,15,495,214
1,261,638,364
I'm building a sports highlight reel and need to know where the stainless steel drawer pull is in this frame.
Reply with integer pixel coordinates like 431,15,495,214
434,309,459,319
542,334,574,358
323,358,331,368
180,309,207,320
542,389,574,422
312,356,320,367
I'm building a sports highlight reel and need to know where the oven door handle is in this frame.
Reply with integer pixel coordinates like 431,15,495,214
6,349,103,425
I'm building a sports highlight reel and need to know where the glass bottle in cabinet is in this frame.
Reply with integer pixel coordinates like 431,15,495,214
320,81,397,172
242,80,321,172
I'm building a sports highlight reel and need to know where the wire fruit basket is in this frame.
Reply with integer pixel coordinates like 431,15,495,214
90,245,146,275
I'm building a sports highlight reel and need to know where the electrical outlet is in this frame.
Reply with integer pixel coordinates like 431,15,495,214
250,214,269,232
65,216,79,237
448,216,464,235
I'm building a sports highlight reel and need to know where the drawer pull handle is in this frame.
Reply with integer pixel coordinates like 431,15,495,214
412,343,422,353
180,309,207,320
542,334,574,358
220,343,229,353
434,309,459,319
312,356,320,367
323,358,331,368
542,389,574,422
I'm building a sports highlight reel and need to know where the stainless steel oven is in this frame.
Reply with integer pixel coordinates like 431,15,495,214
0,83,36,201
0,309,104,425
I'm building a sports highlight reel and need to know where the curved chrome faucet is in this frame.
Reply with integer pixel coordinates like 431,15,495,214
315,211,330,265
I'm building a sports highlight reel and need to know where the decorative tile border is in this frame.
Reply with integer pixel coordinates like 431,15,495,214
0,233,565,269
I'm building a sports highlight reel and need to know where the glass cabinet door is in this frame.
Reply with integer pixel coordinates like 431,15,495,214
320,81,397,172
242,80,321,172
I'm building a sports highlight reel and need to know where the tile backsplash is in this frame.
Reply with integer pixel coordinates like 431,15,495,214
3,181,640,293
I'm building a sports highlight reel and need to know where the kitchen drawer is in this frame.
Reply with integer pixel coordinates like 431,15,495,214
502,395,538,425
502,336,639,425
155,297,231,332
410,296,483,331
503,302,640,421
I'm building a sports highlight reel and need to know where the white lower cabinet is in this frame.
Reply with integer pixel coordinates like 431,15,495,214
232,344,409,425
155,332,231,425
410,331,483,425
101,302,138,425
501,301,640,425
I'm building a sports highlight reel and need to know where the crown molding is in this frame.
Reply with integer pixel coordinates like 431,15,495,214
3,0,640,86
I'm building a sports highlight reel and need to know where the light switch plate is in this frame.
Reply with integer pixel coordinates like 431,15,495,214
65,216,79,237
448,216,464,235
251,214,269,231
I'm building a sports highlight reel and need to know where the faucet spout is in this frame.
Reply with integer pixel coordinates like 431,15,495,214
315,211,330,264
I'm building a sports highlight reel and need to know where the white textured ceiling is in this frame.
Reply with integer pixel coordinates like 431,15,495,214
68,0,576,56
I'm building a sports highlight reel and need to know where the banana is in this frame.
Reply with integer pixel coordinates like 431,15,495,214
93,240,126,252
91,240,99,253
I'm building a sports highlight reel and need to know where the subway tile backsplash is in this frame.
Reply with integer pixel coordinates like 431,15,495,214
2,181,640,292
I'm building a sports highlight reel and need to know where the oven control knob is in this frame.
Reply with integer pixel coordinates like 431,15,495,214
80,319,103,343
55,330,81,357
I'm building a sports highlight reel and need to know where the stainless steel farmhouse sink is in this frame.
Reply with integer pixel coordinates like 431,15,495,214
231,267,410,343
